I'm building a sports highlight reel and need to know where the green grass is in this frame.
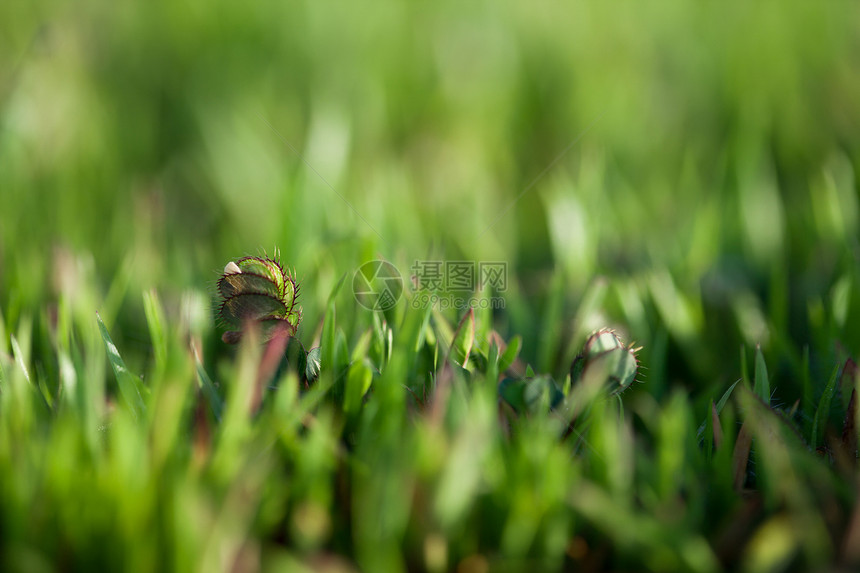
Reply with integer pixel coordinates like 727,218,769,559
2,1,860,571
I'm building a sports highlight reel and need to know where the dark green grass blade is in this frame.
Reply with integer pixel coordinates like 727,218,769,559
753,345,770,403
498,335,522,374
193,350,223,422
811,364,840,449
697,379,740,441
717,379,741,413
802,346,814,438
740,345,750,388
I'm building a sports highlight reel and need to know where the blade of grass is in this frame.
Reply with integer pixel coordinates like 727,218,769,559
811,364,840,449
802,345,814,438
96,312,145,419
192,343,223,421
753,345,770,403
561,277,608,370
10,334,30,385
142,289,168,376
700,379,742,440
321,300,338,382
712,401,724,450
451,308,475,367
717,380,741,413
538,271,565,373
498,335,522,375
732,421,752,492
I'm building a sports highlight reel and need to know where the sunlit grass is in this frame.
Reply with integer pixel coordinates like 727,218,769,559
2,1,860,571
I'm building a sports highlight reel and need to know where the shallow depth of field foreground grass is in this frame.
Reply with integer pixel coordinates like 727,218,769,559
3,2,860,572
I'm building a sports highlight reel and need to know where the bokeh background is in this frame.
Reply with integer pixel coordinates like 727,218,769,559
2,1,860,395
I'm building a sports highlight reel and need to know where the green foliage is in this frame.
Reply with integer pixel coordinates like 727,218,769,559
2,1,860,571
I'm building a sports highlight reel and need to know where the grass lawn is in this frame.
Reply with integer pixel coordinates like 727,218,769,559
2,2,860,571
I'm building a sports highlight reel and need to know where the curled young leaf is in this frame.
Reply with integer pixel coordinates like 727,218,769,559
570,329,640,395
217,255,302,344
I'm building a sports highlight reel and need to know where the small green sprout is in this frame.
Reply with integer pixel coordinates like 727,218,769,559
217,255,302,344
570,329,640,395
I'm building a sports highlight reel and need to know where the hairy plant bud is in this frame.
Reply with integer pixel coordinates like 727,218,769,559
217,255,302,344
570,329,639,395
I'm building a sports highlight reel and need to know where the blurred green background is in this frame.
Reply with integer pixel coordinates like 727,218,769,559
4,3,860,572
2,1,860,392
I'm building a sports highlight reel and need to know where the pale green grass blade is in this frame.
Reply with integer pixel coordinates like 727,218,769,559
142,289,167,376
538,271,565,372
10,335,30,386
450,308,475,367
344,359,373,414
320,274,346,383
305,346,321,381
561,277,609,369
0,305,7,355
96,313,145,419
